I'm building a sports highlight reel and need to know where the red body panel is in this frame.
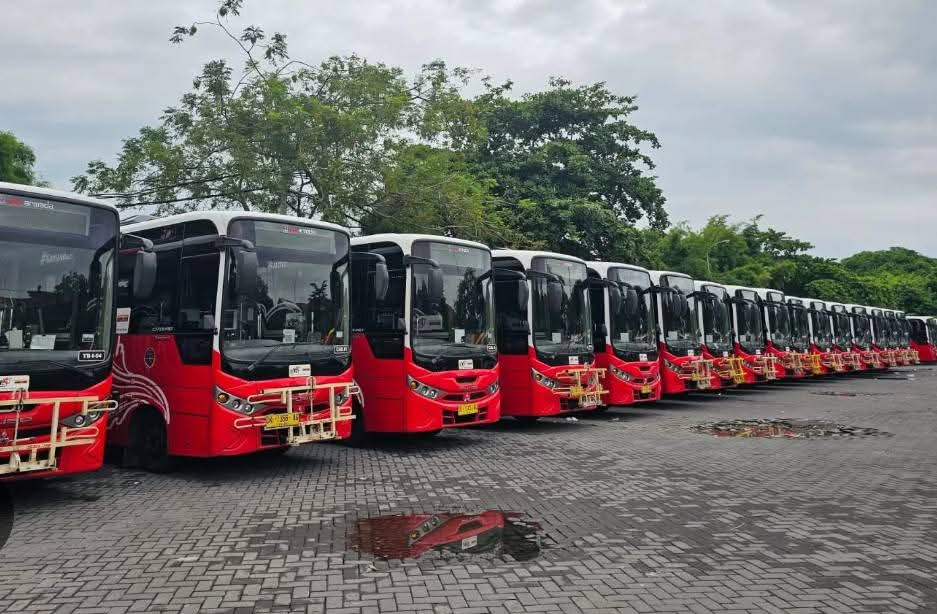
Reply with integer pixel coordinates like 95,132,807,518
732,344,782,384
852,343,885,370
594,347,661,405
351,334,500,432
658,344,712,395
1,377,112,480
912,340,937,363
808,344,844,376
499,348,604,416
110,336,353,456
871,344,898,369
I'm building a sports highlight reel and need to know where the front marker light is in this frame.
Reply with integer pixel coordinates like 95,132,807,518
610,365,632,381
530,369,558,389
406,375,443,400
214,386,260,415
61,411,105,428
486,380,500,394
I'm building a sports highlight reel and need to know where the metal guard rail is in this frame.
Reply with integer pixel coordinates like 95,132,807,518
1,395,117,476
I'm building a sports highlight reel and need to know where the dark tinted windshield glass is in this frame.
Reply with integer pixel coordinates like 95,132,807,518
852,313,872,349
811,309,832,350
699,286,733,352
789,305,811,350
608,268,655,352
766,302,791,348
735,296,765,351
531,258,592,355
0,192,117,372
659,275,699,351
411,241,494,359
221,220,350,372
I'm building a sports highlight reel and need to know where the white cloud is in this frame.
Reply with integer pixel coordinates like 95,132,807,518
1,0,934,258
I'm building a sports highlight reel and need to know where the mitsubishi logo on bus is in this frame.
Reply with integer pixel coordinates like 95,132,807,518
144,347,156,368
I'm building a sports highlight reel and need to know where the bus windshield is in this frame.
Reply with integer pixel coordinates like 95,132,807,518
0,192,117,379
928,318,937,345
221,219,350,373
832,312,852,348
410,241,494,359
897,318,910,346
766,302,791,349
530,257,592,356
853,313,872,349
699,286,733,353
659,275,699,352
608,268,655,354
811,308,833,350
789,305,811,351
872,313,888,347
735,297,765,352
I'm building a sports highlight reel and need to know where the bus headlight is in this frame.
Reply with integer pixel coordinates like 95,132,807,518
61,411,104,428
609,365,632,381
530,369,558,389
407,376,441,400
214,387,259,414
662,358,681,372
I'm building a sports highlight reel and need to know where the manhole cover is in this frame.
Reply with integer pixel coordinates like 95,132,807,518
693,419,891,438
349,511,543,562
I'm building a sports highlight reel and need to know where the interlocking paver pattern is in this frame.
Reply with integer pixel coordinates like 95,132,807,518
2,368,936,613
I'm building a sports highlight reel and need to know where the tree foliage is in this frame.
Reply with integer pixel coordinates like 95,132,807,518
0,131,46,186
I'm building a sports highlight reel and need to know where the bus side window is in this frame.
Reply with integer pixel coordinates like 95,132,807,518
351,245,404,359
494,278,528,355
133,224,183,333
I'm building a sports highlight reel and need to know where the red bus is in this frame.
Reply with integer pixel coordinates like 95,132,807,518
757,288,809,379
724,286,782,383
693,281,744,388
350,235,500,439
895,312,919,365
110,212,357,470
803,298,847,375
586,262,661,405
844,304,884,370
648,271,712,394
786,297,821,376
828,303,864,372
492,250,605,420
869,307,898,368
1,183,132,479
908,316,937,363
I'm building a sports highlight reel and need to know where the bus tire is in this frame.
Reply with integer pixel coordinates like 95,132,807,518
343,400,371,447
132,409,176,474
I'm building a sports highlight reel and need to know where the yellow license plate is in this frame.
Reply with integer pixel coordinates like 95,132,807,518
457,403,478,416
641,385,652,394
569,385,584,399
264,413,300,429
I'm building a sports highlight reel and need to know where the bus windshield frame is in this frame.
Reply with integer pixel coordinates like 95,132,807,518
607,267,656,356
530,257,592,359
658,274,700,354
699,285,733,354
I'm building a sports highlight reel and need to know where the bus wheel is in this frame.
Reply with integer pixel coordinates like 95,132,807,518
133,410,176,473
514,416,541,424
343,401,371,447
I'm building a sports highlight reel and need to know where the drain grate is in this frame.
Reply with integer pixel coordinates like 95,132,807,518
693,418,891,438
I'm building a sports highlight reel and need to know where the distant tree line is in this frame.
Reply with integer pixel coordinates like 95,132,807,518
2,1,933,314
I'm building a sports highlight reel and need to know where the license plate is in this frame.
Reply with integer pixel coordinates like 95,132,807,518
641,385,652,394
569,385,584,399
264,413,300,429
457,403,478,416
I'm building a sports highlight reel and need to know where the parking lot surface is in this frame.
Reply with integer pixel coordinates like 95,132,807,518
2,368,936,614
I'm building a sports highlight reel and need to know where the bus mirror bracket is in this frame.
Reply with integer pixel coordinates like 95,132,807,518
234,249,259,297
404,256,443,303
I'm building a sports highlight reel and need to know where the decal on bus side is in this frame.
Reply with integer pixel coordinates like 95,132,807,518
111,340,170,427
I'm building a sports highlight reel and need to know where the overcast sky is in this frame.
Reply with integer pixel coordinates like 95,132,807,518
3,0,935,257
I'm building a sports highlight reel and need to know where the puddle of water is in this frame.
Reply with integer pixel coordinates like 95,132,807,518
694,419,891,439
349,511,543,562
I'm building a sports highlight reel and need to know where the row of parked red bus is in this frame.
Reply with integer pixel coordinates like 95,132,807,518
2,182,934,480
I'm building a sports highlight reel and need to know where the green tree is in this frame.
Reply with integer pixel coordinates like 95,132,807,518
0,131,46,186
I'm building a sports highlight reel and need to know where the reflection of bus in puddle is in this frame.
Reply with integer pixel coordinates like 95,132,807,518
350,511,542,561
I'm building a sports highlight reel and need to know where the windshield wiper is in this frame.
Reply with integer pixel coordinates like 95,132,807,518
5,358,103,380
246,343,298,372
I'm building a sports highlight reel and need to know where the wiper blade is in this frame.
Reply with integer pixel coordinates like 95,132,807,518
246,343,298,372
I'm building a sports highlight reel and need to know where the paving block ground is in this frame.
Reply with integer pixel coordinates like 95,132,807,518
2,367,936,613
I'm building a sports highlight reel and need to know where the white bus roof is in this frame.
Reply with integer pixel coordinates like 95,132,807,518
694,279,726,291
0,181,118,213
586,261,650,278
122,210,350,235
648,270,692,285
908,315,937,322
352,233,490,253
492,249,586,270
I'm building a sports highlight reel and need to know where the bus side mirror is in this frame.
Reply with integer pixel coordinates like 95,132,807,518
547,280,563,314
428,267,444,303
517,280,529,313
608,285,622,315
703,305,715,330
133,250,157,300
373,261,389,302
330,270,344,309
235,249,258,296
